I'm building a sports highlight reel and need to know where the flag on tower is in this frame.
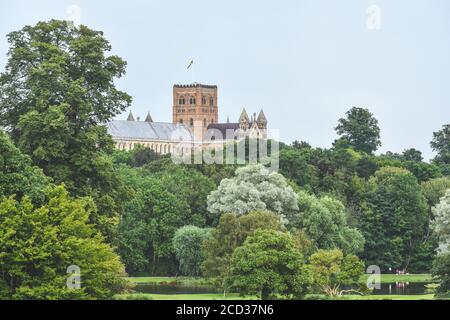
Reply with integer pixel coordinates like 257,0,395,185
187,59,194,69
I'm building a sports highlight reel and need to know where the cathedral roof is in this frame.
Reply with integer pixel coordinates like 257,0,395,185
107,120,193,141
207,122,240,139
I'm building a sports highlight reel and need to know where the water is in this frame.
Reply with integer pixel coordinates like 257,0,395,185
135,283,220,295
134,282,430,296
371,282,429,295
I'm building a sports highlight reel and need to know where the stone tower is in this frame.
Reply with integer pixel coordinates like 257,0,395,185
173,83,218,140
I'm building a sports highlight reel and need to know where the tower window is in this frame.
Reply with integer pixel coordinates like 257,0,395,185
179,97,185,105
190,118,193,126
203,118,207,126
179,119,183,124
189,97,196,105
202,96,206,104
210,97,214,106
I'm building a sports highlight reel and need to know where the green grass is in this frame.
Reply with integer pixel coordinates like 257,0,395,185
344,294,435,300
359,274,434,284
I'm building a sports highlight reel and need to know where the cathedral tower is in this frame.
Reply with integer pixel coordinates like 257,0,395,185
173,83,218,140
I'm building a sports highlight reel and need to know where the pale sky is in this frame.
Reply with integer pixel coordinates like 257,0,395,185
1,0,449,160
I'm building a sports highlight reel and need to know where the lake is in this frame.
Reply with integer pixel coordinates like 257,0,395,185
134,282,431,296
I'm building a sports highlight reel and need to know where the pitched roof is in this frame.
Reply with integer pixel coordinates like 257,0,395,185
239,108,249,123
257,110,267,124
107,120,193,141
206,122,240,139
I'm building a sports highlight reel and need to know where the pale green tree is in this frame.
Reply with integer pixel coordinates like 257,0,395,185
207,164,299,223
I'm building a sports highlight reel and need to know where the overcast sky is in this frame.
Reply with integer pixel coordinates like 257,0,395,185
1,0,449,160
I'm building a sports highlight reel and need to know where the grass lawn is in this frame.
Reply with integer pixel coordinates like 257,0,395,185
359,274,434,284
344,294,435,300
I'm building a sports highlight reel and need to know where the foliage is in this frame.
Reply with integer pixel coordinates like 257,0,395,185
229,230,312,299
358,167,428,271
431,124,450,165
431,253,450,296
117,169,189,275
309,249,364,296
0,131,50,203
334,107,381,154
0,20,132,241
295,191,365,254
0,185,126,299
173,226,211,276
201,211,284,290
207,164,299,223
431,190,450,254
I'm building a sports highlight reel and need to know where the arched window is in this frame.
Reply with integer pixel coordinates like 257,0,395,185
211,118,214,123
203,118,207,126
210,97,214,106
190,118,194,126
179,119,183,124
179,96,185,105
189,97,196,105
202,96,206,104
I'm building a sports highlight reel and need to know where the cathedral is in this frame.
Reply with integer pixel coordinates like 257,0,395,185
107,83,268,154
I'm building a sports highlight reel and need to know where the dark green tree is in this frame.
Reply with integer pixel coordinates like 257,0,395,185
358,167,428,271
335,107,381,154
0,20,132,240
431,124,450,165
229,229,312,300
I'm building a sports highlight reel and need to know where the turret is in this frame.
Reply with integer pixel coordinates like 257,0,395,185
127,111,135,121
239,108,250,130
257,109,267,129
145,112,153,122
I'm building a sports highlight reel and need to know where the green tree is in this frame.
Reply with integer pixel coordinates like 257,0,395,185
0,20,132,240
431,190,450,255
432,254,450,297
431,124,450,165
334,107,381,154
358,167,428,271
229,230,312,300
117,170,189,275
309,249,364,297
402,148,423,162
0,131,50,203
295,191,365,254
207,164,299,223
148,163,217,226
201,211,284,292
173,226,211,276
0,185,126,299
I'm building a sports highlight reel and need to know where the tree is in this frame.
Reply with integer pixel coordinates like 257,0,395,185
0,185,126,299
148,164,217,226
201,211,284,292
335,107,381,154
358,167,428,271
229,230,312,300
173,226,211,276
432,253,450,297
431,124,450,165
207,164,299,223
0,20,132,241
309,249,364,297
0,131,50,203
117,170,189,275
294,191,365,254
431,190,450,255
402,148,423,162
